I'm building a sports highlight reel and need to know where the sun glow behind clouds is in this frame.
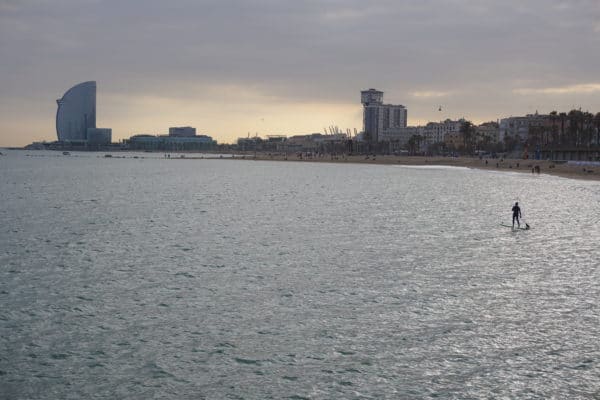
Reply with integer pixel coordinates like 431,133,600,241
514,83,600,95
100,89,362,144
410,91,451,98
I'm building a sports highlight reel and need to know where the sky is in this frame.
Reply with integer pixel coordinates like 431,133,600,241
1,0,600,146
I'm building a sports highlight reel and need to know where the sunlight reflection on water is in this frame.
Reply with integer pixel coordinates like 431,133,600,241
1,150,599,399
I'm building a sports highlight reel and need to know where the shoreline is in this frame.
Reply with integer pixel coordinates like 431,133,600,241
228,153,600,182
6,148,600,181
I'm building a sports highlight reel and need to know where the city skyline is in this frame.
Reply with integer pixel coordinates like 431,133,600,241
2,0,600,146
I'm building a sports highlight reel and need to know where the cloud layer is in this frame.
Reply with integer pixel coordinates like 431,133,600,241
1,0,600,145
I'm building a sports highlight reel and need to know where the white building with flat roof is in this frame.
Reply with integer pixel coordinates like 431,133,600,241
380,119,464,149
499,113,551,142
421,119,464,146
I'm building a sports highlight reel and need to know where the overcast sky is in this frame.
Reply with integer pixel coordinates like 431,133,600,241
1,0,600,145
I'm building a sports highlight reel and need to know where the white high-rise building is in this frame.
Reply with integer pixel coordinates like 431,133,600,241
361,89,407,142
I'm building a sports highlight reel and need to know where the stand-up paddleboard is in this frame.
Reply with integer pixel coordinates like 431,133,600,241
500,223,530,230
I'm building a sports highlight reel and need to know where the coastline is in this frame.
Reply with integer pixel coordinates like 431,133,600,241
5,148,599,181
228,153,600,182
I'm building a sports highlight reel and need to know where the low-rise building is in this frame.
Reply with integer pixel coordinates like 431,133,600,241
236,133,350,153
379,126,423,146
236,135,287,152
499,113,552,142
422,119,464,146
444,131,464,150
126,133,216,151
87,128,112,145
475,122,499,145
285,134,322,152
169,126,196,137
444,132,465,150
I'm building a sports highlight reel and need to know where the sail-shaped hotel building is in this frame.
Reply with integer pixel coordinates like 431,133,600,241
56,81,97,142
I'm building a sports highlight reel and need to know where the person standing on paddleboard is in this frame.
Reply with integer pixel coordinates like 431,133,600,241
512,202,522,228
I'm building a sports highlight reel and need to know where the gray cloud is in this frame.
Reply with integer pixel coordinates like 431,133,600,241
2,0,600,144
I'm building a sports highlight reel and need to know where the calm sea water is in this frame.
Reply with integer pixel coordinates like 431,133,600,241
1,150,600,399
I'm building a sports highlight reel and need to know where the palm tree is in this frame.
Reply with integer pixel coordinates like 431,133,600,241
407,134,421,155
559,112,567,145
528,125,543,148
460,121,475,155
585,111,595,147
594,112,600,146
570,110,576,146
503,134,518,152
479,135,492,153
549,111,558,146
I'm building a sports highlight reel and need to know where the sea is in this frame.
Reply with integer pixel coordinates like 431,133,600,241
1,150,599,399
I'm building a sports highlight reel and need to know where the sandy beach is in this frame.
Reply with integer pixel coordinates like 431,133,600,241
228,153,600,181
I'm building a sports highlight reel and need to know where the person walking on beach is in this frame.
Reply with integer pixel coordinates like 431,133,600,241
512,202,522,228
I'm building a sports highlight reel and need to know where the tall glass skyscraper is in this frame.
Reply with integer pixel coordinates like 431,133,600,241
56,81,96,142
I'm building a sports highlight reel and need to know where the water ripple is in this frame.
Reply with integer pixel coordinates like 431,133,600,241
1,151,599,398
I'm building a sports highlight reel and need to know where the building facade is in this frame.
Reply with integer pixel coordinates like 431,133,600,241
87,128,112,145
475,122,499,145
361,89,407,143
380,119,465,150
56,81,97,142
499,113,551,142
422,119,463,145
169,126,196,137
126,134,216,151
444,131,464,150
379,126,422,145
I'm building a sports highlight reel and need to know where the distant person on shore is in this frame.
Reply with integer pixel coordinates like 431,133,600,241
512,202,522,228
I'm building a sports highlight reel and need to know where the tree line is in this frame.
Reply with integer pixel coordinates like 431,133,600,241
528,110,600,149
